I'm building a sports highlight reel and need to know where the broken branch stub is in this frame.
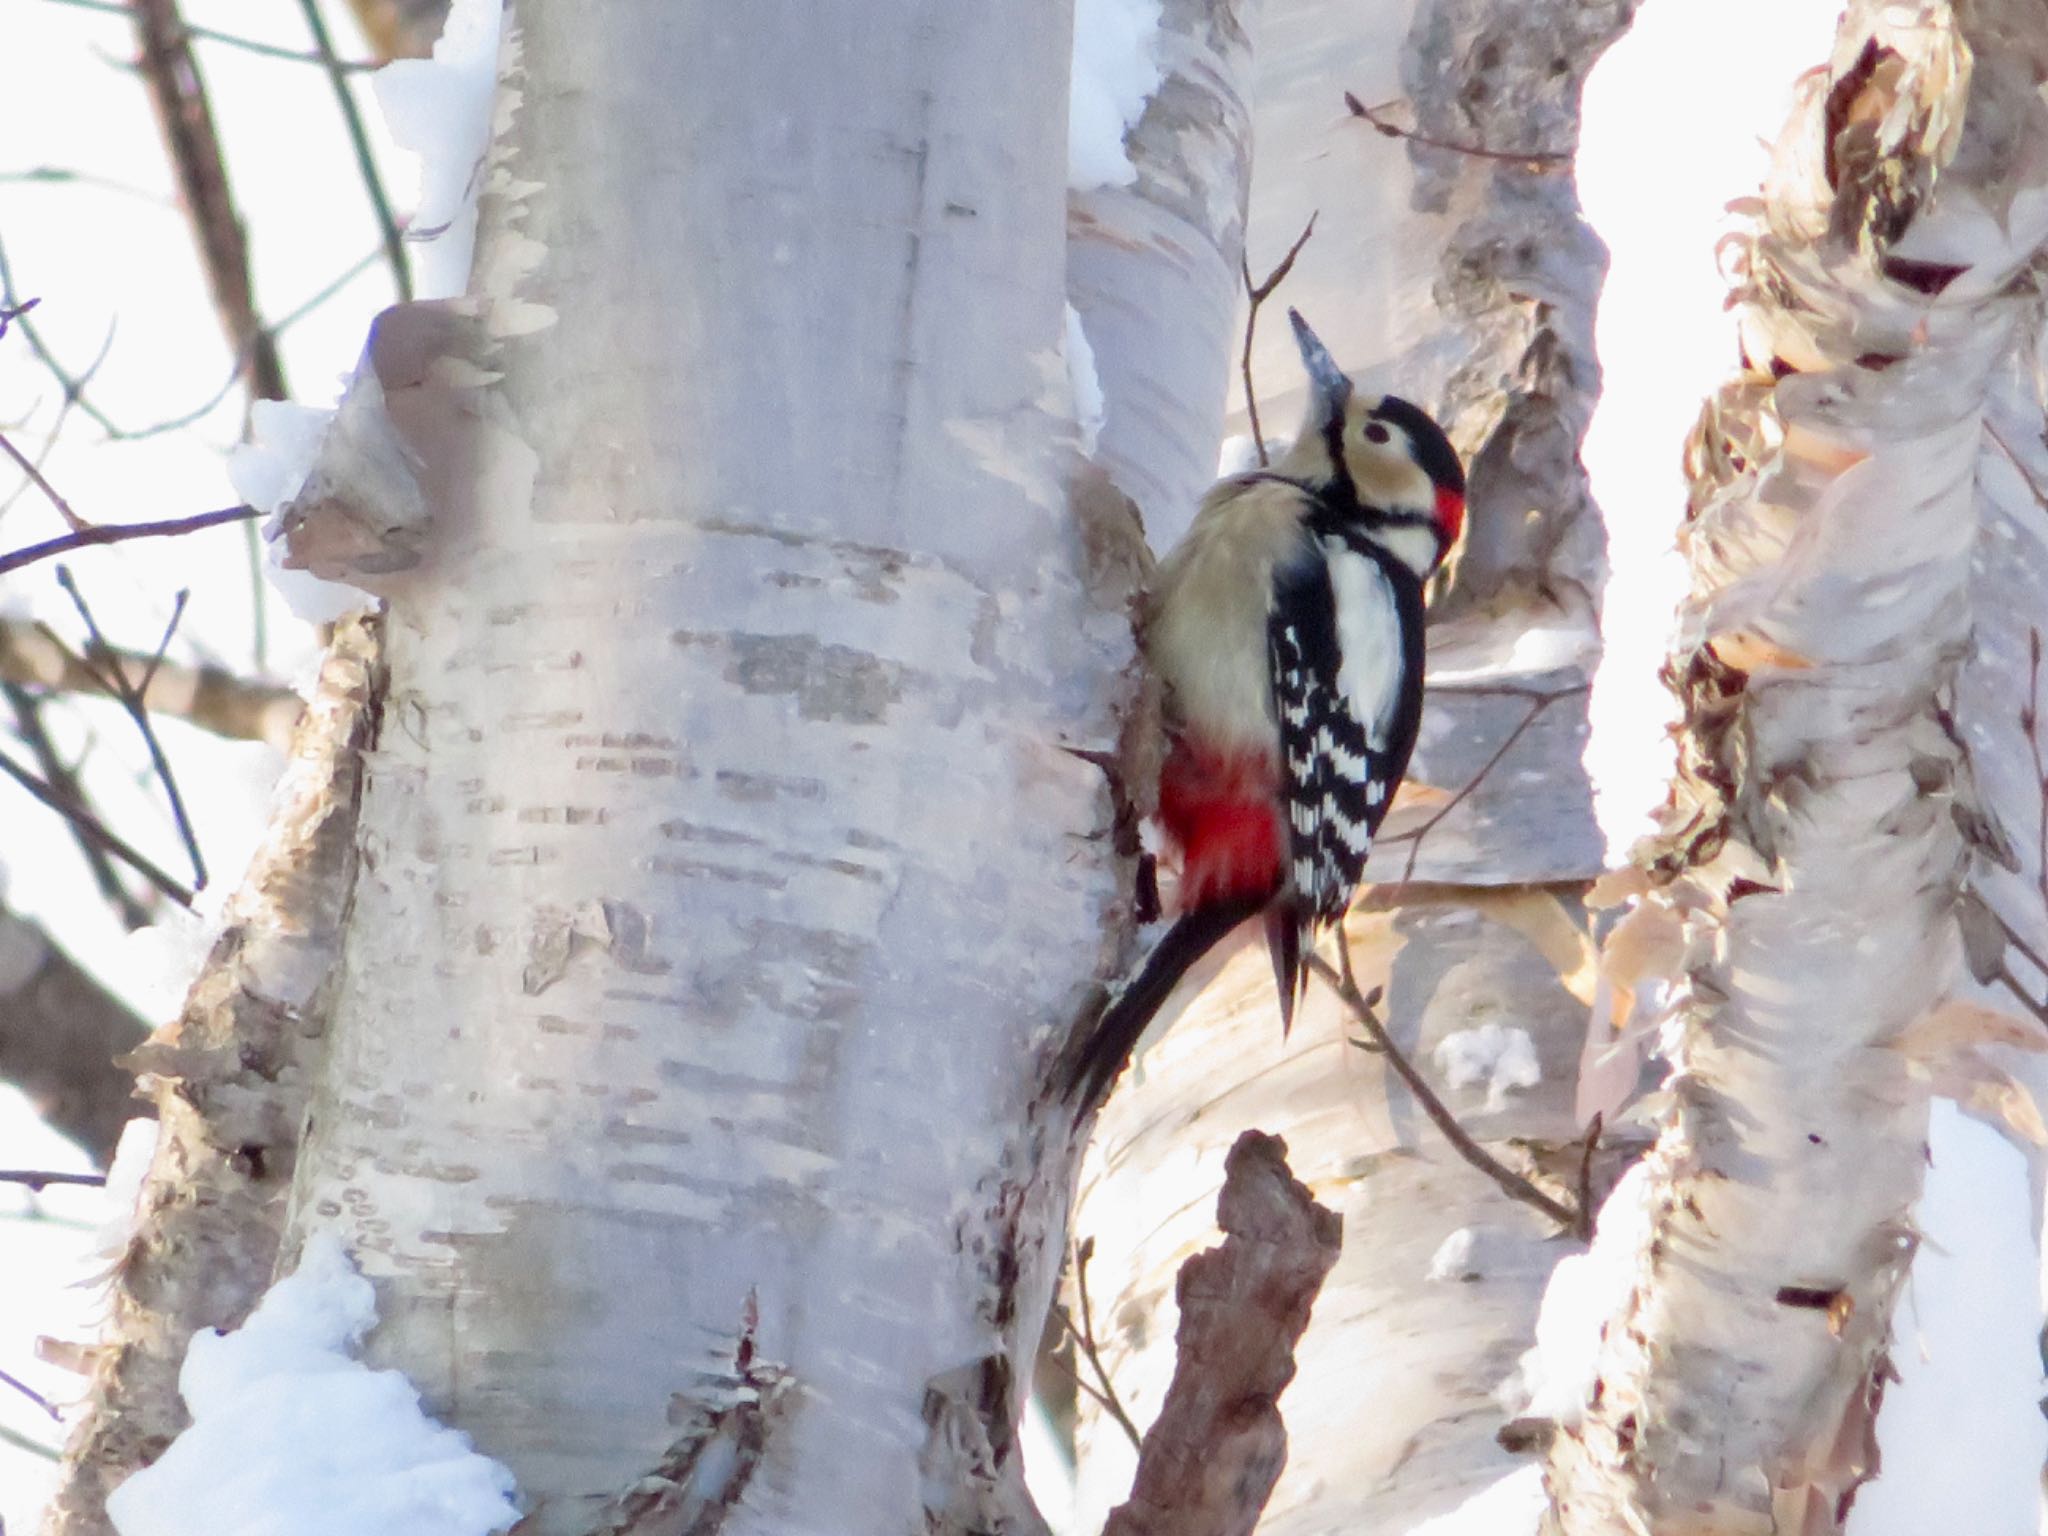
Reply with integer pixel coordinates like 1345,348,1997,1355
1103,1130,1341,1536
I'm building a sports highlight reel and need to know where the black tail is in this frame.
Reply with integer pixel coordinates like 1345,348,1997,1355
1061,892,1268,1112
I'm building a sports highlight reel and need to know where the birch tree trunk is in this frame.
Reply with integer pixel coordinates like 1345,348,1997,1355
1545,4,2048,1530
252,5,1249,1534
1071,0,1628,1526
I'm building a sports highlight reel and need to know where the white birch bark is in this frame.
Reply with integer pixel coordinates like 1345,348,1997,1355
267,6,1247,1534
1070,0,1629,1527
1546,5,2048,1530
40,615,382,1536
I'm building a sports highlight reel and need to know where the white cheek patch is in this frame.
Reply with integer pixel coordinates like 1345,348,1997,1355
1321,544,1404,750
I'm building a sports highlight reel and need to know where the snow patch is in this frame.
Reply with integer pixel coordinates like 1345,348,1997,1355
1400,1464,1545,1536
228,402,374,624
1068,0,1165,189
1846,1102,2046,1534
1426,1227,1478,1283
1065,304,1105,455
374,0,505,300
1507,1160,1658,1425
106,1234,520,1536
92,1118,158,1260
1432,1023,1540,1112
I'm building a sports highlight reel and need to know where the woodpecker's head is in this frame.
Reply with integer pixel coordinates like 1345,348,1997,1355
1279,308,1466,575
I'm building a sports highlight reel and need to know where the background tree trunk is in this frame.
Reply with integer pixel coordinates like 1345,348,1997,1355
1545,4,2048,1530
1069,0,1628,1526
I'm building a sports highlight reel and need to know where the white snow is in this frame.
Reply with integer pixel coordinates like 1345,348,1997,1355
1575,0,1841,861
92,1117,158,1260
1400,1464,1545,1536
1846,1102,2046,1535
1068,0,1165,189
1426,1226,1478,1283
373,0,505,301
1508,1159,1658,1425
1432,1023,1540,1112
1065,303,1106,455
105,1234,520,1536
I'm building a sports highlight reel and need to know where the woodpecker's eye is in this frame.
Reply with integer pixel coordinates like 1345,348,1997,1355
1363,421,1391,445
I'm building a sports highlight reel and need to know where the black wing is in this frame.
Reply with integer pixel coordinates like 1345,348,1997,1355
1265,535,1426,1016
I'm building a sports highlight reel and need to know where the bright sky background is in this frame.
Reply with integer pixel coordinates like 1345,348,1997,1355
1,0,2043,1531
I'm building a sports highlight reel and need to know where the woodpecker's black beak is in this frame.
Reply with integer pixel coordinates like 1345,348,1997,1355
1288,308,1352,422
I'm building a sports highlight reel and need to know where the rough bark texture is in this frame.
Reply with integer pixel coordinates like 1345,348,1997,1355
1102,1131,1340,1536
0,904,149,1165
1546,6,2048,1532
39,614,382,1536
271,7,1247,1535
1070,0,1628,1528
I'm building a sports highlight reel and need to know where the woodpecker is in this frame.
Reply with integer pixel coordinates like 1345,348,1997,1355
1064,309,1465,1109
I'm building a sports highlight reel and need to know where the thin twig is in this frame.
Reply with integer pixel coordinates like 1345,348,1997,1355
2027,628,2047,912
0,504,258,577
1574,1113,1601,1243
57,570,207,889
0,745,195,908
1379,683,1589,883
1308,952,1581,1230
0,1364,61,1421
0,426,89,530
0,1169,107,1192
45,0,380,67
1238,213,1318,467
1991,904,2048,986
294,0,412,303
1064,1236,1145,1452
0,233,126,438
1343,92,1571,170
2,681,152,928
0,296,40,337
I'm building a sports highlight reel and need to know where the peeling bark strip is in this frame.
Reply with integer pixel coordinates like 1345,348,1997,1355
40,616,383,1536
1103,1132,1340,1536
1549,7,2048,1533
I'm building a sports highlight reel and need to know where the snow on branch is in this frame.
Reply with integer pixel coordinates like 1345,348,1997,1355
1101,1131,1340,1536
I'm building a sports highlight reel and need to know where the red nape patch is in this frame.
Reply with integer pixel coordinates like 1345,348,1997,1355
1158,744,1283,910
1435,486,1466,546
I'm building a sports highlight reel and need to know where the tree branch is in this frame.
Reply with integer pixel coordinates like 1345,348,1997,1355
1307,952,1584,1233
0,504,260,577
294,0,413,303
1102,1131,1340,1536
1238,213,1317,468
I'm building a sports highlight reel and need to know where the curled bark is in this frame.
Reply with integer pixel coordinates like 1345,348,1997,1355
39,615,382,1536
1103,1131,1340,1536
1547,6,2048,1531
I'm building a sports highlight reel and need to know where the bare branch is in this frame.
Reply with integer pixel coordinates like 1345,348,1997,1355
56,570,208,889
2,681,153,928
1379,682,1589,884
0,504,259,577
1058,1237,1144,1453
1103,1131,1340,1536
1307,951,1583,1232
0,745,195,909
1238,213,1317,467
1343,92,1571,171
294,0,413,303
0,1169,108,1192
0,424,90,530
129,0,289,404
42,0,381,68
